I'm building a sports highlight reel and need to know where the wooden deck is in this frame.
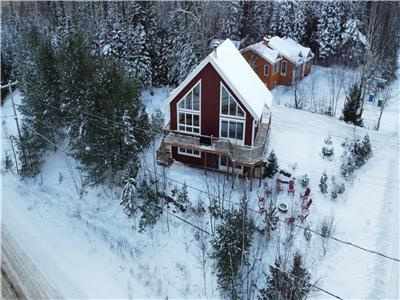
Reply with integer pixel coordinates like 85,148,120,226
159,106,271,168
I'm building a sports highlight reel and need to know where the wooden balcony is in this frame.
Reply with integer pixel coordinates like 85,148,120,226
159,107,271,168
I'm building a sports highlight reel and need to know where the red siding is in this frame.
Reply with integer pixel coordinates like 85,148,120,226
169,63,255,168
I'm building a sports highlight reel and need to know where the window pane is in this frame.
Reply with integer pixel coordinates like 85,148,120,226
220,155,227,166
185,94,192,110
179,112,185,124
282,62,286,74
236,122,243,140
221,120,228,137
187,148,193,154
229,97,236,116
179,125,185,131
237,106,244,117
193,85,200,110
194,150,200,156
193,114,199,126
185,113,192,125
229,122,236,139
264,65,269,75
221,86,229,114
193,128,199,133
178,100,185,109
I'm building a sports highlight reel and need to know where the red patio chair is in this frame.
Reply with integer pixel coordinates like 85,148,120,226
297,212,309,222
300,187,311,200
286,216,296,225
288,180,295,196
301,198,312,210
275,179,283,194
264,182,273,198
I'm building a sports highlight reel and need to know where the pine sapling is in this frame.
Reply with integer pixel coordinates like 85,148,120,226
319,171,328,194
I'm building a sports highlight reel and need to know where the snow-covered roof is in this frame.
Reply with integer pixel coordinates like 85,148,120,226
167,39,272,119
241,41,281,64
209,38,241,50
268,36,314,65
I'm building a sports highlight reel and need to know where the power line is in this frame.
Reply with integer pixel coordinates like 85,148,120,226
17,104,400,263
142,166,400,263
11,127,349,300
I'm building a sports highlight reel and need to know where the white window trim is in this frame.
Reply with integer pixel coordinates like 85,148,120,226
177,80,201,135
281,61,287,76
218,155,243,172
178,147,201,158
219,117,245,146
263,64,269,76
219,82,246,120
273,62,279,74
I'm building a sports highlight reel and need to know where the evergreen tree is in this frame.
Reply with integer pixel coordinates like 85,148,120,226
176,183,189,211
212,200,254,299
259,253,311,300
120,178,138,218
342,83,363,126
322,134,334,159
17,27,62,177
319,171,328,194
316,1,344,60
264,150,279,178
138,178,163,232
150,108,165,138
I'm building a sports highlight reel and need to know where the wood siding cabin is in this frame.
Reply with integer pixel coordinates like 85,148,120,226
157,39,273,188
241,37,314,90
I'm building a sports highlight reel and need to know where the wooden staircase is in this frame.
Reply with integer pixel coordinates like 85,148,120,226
157,142,173,166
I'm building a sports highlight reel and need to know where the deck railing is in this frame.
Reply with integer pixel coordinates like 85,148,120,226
161,113,271,167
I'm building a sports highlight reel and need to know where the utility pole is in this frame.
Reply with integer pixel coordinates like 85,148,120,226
1,81,28,168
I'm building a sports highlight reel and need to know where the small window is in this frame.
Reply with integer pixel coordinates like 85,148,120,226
178,147,201,158
273,63,278,74
264,64,269,76
281,61,287,76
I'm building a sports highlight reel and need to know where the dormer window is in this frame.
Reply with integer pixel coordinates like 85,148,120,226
220,84,245,118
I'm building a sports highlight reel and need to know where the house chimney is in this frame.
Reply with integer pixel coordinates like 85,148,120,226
212,40,220,58
263,37,270,47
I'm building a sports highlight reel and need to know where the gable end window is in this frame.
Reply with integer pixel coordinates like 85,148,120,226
273,62,279,74
281,61,287,76
263,64,269,76
220,84,245,118
177,81,201,134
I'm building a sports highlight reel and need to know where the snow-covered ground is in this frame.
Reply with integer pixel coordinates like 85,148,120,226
1,64,399,299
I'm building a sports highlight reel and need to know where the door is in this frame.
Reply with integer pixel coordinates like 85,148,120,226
219,118,245,146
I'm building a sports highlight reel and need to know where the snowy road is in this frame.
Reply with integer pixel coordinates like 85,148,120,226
1,226,62,299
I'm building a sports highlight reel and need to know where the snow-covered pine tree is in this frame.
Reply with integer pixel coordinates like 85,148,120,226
150,108,165,138
211,201,254,299
316,1,344,61
342,83,363,126
322,134,334,159
138,178,162,232
17,27,62,176
259,256,290,299
270,0,295,38
120,178,138,218
319,171,328,194
291,1,308,42
264,150,279,178
220,0,242,40
289,252,312,299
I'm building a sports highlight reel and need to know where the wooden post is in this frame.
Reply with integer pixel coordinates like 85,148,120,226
7,81,27,167
259,162,263,187
249,165,254,191
9,135,19,174
204,151,207,175
231,161,235,189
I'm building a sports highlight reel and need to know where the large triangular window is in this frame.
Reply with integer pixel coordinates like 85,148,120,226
178,81,200,111
220,84,245,118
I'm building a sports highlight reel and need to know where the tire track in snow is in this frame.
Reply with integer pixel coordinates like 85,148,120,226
368,141,399,298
